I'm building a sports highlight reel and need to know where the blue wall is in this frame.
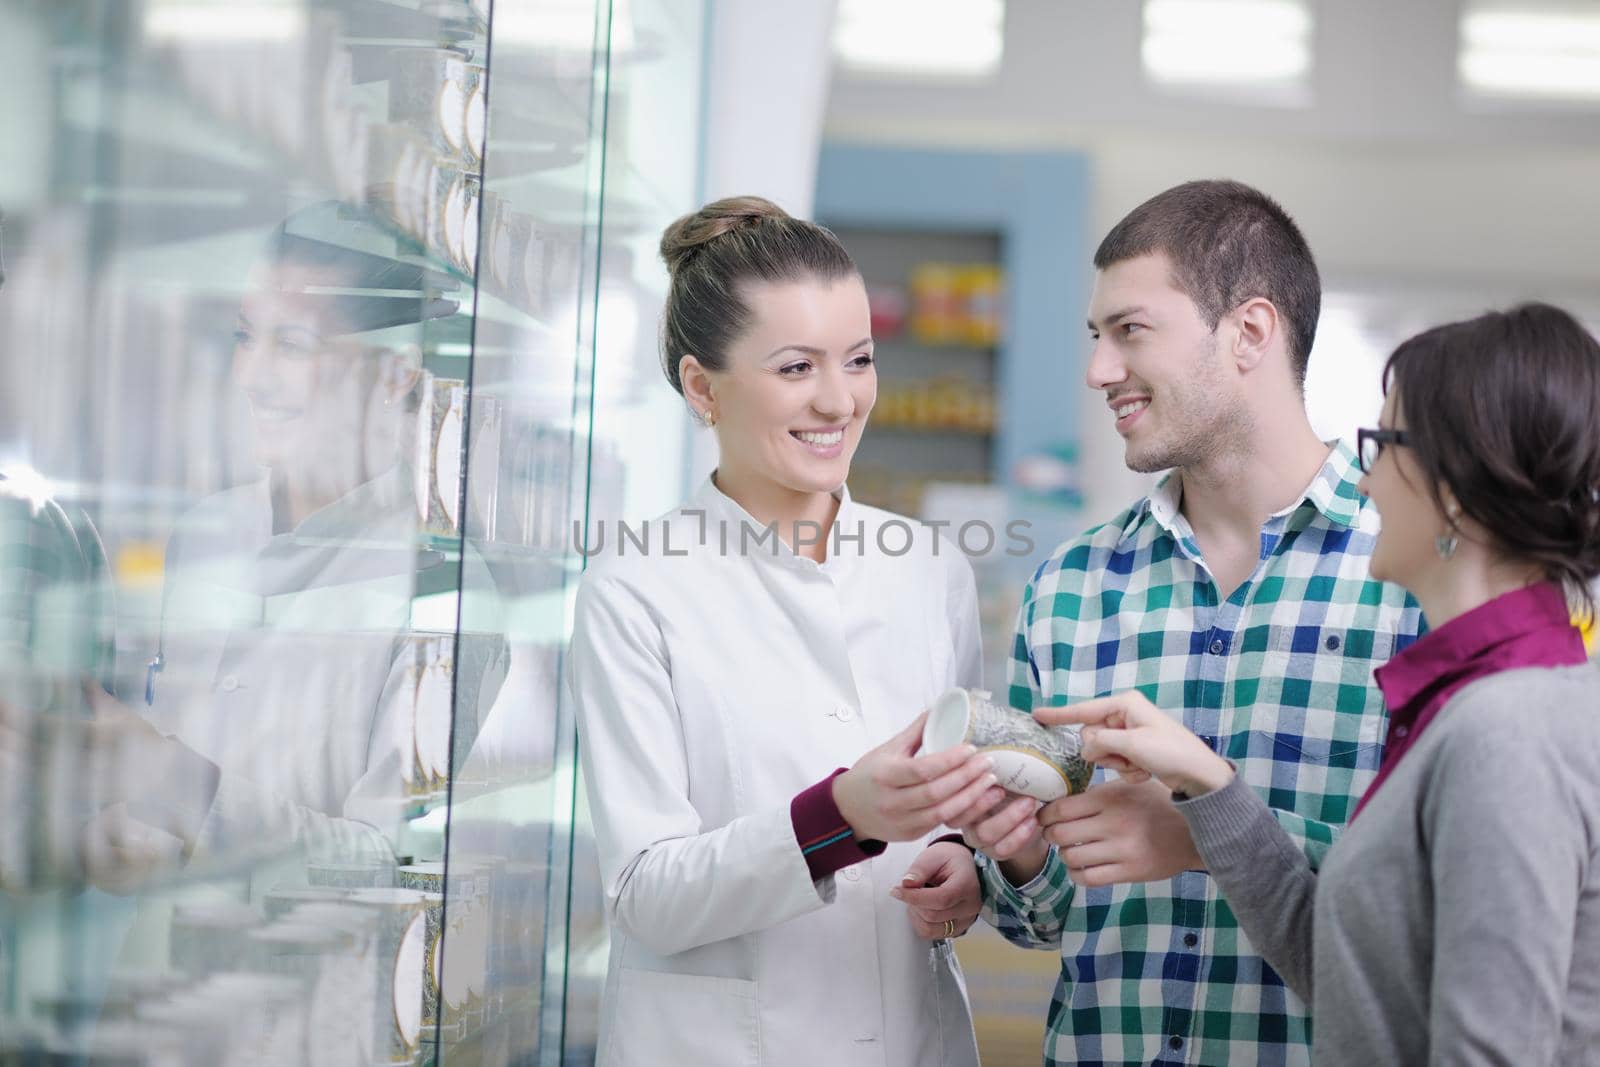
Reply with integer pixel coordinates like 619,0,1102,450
814,142,1091,485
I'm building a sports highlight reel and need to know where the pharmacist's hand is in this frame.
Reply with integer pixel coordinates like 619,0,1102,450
832,712,1003,843
74,681,175,811
946,790,1052,885
892,840,981,940
81,679,165,748
80,803,186,895
1036,692,1233,798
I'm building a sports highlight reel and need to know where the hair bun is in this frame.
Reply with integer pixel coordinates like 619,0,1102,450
659,196,791,275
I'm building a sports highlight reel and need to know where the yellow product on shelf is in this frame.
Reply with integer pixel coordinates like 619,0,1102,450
872,377,998,433
909,262,964,344
933,379,963,428
910,382,935,427
957,264,1005,347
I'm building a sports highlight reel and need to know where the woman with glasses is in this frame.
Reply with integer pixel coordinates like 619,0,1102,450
1041,302,1600,1066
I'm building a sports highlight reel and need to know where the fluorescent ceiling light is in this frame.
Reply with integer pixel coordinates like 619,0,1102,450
833,0,1004,80
143,3,305,43
494,0,636,53
1460,4,1600,101
1142,0,1312,88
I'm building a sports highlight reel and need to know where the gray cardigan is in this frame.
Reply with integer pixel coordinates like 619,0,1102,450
1178,664,1600,1066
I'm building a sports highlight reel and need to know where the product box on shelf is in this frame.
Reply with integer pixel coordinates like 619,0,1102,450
416,373,467,538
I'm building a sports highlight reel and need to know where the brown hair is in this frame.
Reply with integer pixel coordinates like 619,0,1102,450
1094,180,1321,383
1384,302,1600,614
658,196,857,395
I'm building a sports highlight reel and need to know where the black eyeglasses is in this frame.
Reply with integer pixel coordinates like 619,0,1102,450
1356,427,1410,474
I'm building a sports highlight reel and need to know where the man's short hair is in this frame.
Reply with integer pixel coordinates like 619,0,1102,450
1094,180,1321,383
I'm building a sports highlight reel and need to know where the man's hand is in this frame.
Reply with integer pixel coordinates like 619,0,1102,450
832,712,1001,842
1037,776,1203,888
892,840,982,940
946,790,1051,886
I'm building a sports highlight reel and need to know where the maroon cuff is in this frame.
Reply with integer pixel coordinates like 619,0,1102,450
791,768,886,881
933,832,974,852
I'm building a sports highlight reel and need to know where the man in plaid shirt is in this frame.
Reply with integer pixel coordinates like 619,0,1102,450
953,181,1422,1065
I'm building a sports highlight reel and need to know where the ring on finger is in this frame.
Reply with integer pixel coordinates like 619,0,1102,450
942,919,956,938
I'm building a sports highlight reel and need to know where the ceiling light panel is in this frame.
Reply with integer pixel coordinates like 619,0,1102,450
833,0,1005,81
1461,3,1600,101
1142,0,1313,95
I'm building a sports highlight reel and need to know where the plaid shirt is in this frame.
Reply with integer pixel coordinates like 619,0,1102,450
979,443,1423,1066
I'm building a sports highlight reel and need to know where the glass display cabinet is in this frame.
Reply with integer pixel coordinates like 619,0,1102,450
0,0,706,1062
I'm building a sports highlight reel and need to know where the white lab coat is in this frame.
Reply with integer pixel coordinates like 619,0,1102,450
569,477,983,1067
148,466,503,866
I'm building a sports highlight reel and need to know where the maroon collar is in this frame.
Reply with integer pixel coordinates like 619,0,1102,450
1374,582,1584,719
1355,582,1586,819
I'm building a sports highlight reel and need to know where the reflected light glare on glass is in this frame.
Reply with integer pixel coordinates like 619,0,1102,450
593,288,641,399
833,0,1004,79
0,462,56,512
1141,0,1312,85
142,3,306,43
1461,7,1600,100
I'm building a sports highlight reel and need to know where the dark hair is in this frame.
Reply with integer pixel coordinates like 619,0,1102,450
658,196,856,395
267,204,459,334
1095,179,1321,383
1384,302,1600,615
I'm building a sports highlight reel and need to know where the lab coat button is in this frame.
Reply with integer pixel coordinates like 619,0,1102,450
834,704,855,722
220,675,239,693
842,866,861,882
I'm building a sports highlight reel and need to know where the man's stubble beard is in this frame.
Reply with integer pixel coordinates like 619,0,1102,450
1122,334,1247,475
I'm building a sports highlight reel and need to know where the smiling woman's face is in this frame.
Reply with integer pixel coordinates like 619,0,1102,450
232,263,370,477
696,275,876,495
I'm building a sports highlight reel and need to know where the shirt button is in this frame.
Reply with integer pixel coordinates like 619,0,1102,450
834,705,856,722
1183,932,1198,948
1208,639,1224,655
220,675,239,693
1169,1035,1184,1050
1396,725,1410,738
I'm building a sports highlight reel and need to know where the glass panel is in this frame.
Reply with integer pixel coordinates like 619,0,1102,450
556,2,709,1062
0,2,600,1064
430,0,611,1064
0,0,707,1060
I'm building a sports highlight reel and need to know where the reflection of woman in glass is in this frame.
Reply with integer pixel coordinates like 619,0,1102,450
67,206,497,888
1046,304,1600,1065
569,198,994,1066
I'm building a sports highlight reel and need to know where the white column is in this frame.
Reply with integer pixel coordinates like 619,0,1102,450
687,0,840,484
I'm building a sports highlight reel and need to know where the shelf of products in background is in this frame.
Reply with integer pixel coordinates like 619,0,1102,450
828,226,1006,516
868,261,1005,348
871,376,997,434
